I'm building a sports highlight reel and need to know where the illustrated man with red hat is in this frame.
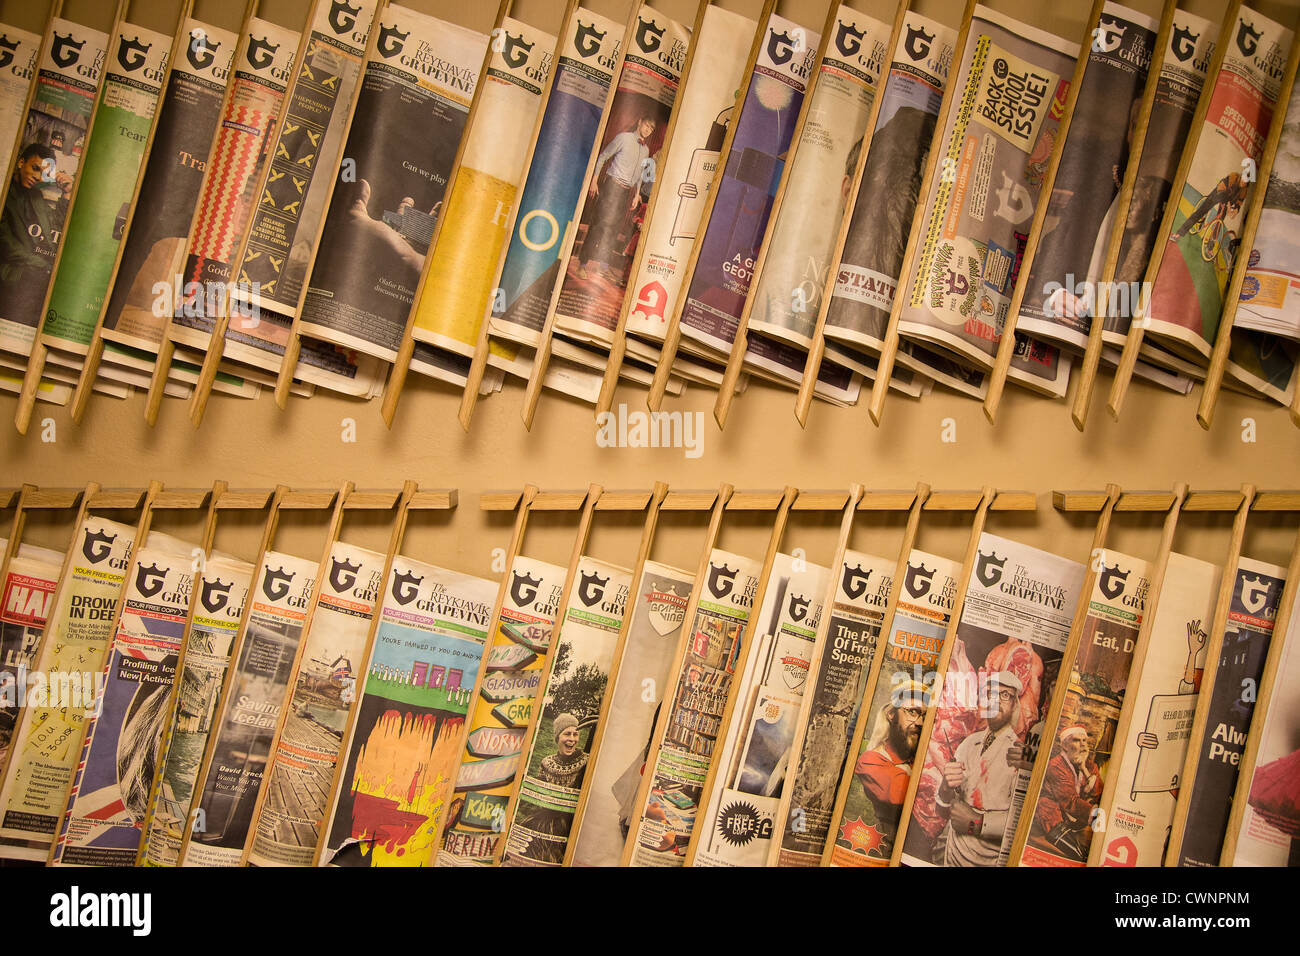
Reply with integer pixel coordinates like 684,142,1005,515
1033,722,1103,861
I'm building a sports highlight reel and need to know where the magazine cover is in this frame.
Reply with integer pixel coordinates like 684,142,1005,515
487,9,622,348
139,553,251,867
0,18,108,357
1019,550,1150,867
822,12,977,393
1238,79,1300,342
99,19,236,352
232,0,378,318
899,533,1083,867
50,533,194,867
568,559,691,866
39,24,172,356
828,549,959,866
693,555,828,867
504,555,631,865
169,17,300,350
247,540,384,867
747,6,890,349
0,25,40,174
896,6,1076,396
624,4,754,344
436,553,566,865
182,549,316,867
1143,7,1292,362
320,555,496,867
1093,552,1219,867
297,6,486,363
626,548,761,866
678,12,820,358
0,516,134,860
1229,585,1300,865
1175,556,1286,867
1016,4,1158,350
410,16,555,358
0,542,63,768
773,549,893,866
551,6,688,347
1104,9,1214,346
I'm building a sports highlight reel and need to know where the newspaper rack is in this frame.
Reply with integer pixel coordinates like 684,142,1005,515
1069,0,1178,431
520,1,695,430
1004,482,1178,866
1106,0,1243,421
646,0,777,412
378,0,514,426
139,0,264,426
173,481,457,864
1164,484,1257,864
979,0,1102,424
709,0,835,430
794,0,912,428
10,0,130,433
183,0,339,426
1196,32,1300,430
590,0,720,419
65,0,247,427
1218,518,1300,864
455,0,586,430
864,0,976,426
0,477,162,850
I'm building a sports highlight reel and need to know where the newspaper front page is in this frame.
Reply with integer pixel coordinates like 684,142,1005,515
409,16,555,358
320,555,496,867
1227,582,1300,865
1016,4,1158,350
568,559,692,866
1143,7,1293,362
1094,552,1219,867
625,6,753,351
896,7,1076,396
168,19,299,351
1104,9,1214,347
553,6,689,347
0,543,63,768
214,1,383,398
627,548,760,866
748,6,890,350
247,541,384,867
140,553,251,867
182,549,316,867
298,6,486,362
100,19,236,353
899,533,1083,867
0,24,40,175
486,10,622,348
50,532,194,867
1019,549,1150,867
0,516,134,860
40,24,171,355
1175,556,1286,867
0,18,107,357
693,555,828,866
828,549,960,866
436,554,566,865
775,549,893,866
503,556,631,865
677,13,820,361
